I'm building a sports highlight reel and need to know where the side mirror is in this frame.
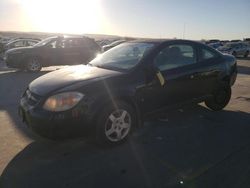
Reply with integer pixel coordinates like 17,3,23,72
150,65,166,86
156,70,165,86
144,65,165,86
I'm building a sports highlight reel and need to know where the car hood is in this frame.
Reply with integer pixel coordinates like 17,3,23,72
29,65,123,96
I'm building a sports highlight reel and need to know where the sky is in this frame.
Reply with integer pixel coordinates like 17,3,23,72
0,0,249,40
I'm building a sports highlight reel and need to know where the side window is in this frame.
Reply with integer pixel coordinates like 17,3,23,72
201,48,217,60
63,39,82,48
47,40,58,48
155,44,196,71
27,41,37,46
73,39,83,47
13,41,25,47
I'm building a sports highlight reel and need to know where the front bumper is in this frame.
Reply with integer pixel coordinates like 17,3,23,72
19,93,94,139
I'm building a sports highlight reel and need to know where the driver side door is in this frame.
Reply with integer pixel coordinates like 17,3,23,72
42,39,63,66
141,42,201,114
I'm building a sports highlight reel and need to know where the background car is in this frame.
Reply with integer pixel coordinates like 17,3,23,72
208,42,223,49
4,36,101,72
218,42,250,57
2,38,40,52
0,37,12,45
96,39,113,47
205,39,220,44
244,38,250,45
231,39,241,42
19,39,237,145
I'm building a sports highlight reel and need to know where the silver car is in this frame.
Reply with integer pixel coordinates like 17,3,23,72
218,42,250,57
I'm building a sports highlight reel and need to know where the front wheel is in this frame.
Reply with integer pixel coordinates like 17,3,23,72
205,86,231,111
26,57,42,72
95,101,135,146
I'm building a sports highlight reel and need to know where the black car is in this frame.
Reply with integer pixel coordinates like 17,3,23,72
5,36,101,72
19,39,237,145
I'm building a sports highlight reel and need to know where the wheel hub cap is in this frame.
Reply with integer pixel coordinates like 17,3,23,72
28,59,40,71
105,109,131,142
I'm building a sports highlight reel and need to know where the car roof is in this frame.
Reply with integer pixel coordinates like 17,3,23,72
11,38,39,42
60,35,90,40
6,38,39,45
127,39,203,45
227,42,247,45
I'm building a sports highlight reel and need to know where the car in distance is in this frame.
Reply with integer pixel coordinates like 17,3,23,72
231,40,241,43
19,39,237,145
244,38,250,44
205,39,220,44
102,39,126,52
2,38,40,52
208,42,223,49
218,42,250,57
5,36,101,72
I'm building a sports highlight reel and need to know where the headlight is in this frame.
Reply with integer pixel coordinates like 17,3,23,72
43,92,84,112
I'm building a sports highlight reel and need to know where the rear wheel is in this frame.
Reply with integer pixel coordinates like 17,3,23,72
95,101,135,146
26,57,42,72
205,85,231,111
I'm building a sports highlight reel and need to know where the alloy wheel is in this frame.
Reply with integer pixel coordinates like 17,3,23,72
104,109,131,142
27,58,41,71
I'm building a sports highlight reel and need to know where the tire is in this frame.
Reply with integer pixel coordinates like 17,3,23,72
232,51,237,57
95,101,136,146
26,57,42,72
244,51,249,58
205,85,231,111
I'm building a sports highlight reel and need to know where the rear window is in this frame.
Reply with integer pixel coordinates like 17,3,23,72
62,38,83,48
201,48,218,60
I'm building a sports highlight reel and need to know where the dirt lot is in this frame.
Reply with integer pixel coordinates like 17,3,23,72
0,59,250,188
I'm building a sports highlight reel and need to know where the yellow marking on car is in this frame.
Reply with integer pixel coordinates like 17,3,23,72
156,71,165,86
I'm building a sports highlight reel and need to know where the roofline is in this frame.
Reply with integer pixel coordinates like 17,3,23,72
127,39,204,45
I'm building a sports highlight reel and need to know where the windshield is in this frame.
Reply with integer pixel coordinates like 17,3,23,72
34,37,56,47
89,42,155,71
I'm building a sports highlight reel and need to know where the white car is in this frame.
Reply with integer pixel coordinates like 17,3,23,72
218,42,250,57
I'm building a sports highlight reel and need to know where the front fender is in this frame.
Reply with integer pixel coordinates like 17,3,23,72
87,87,143,127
